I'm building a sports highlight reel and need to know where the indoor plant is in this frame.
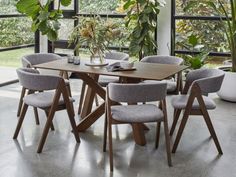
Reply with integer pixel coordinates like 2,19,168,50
68,15,122,64
122,0,164,60
16,0,71,41
185,0,236,102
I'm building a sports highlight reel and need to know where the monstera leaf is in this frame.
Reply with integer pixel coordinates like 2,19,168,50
16,0,71,41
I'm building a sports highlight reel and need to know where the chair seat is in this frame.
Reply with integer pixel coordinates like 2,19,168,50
143,80,176,92
23,91,73,109
111,104,164,123
171,95,216,110
98,76,119,87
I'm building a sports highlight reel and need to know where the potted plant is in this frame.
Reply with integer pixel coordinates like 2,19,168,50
16,0,71,41
68,15,122,64
185,0,236,102
122,0,164,60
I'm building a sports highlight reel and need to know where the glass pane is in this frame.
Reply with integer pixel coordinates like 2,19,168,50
0,47,34,83
0,17,34,48
175,0,231,16
58,19,74,40
79,0,120,14
0,0,19,15
54,0,74,10
175,19,229,53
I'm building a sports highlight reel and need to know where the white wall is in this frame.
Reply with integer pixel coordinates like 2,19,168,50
157,0,171,55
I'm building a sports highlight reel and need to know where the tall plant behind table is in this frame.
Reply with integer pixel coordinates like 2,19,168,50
122,0,165,60
184,0,236,71
15,0,72,41
68,15,123,63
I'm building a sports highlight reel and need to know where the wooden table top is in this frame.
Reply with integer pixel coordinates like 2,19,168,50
34,58,188,80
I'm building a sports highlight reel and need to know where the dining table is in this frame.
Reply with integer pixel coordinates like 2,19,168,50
34,58,188,146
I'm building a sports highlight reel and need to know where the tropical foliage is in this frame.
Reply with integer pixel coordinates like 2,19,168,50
16,0,72,41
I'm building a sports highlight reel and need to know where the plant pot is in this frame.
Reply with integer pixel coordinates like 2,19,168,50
217,69,236,102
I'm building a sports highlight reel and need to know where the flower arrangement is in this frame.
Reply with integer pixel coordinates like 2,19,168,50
69,15,122,63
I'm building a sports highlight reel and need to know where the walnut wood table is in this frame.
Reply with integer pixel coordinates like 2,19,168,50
35,58,188,145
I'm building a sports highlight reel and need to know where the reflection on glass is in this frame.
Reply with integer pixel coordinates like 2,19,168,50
0,1,19,15
0,17,34,48
79,0,119,14
58,19,74,40
175,20,228,52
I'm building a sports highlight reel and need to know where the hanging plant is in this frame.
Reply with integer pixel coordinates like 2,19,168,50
16,0,72,41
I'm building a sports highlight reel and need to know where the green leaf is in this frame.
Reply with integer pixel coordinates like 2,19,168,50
16,0,39,14
124,0,135,10
188,34,198,47
61,0,72,7
47,29,58,41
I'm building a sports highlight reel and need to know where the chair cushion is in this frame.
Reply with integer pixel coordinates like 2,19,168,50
143,80,176,93
111,104,164,123
23,91,73,108
171,95,216,110
98,76,120,87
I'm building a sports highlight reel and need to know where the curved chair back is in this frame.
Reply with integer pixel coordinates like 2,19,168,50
186,68,225,95
141,55,184,65
108,82,167,103
104,51,129,61
22,53,62,68
16,68,62,91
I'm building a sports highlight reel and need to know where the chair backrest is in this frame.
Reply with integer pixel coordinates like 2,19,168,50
186,68,225,95
141,55,184,65
16,68,62,91
104,51,129,61
22,53,62,68
108,82,167,103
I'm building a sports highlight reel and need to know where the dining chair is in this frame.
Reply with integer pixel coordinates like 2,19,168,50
13,68,80,153
103,82,172,171
141,55,184,94
78,51,129,114
17,53,71,127
170,68,224,154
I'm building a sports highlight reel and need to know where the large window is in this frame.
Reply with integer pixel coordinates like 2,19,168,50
171,0,231,65
0,0,35,85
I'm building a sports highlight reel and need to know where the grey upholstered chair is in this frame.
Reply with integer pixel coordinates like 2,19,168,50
13,68,80,153
17,53,71,127
104,82,172,171
78,51,129,114
141,55,184,93
170,68,225,154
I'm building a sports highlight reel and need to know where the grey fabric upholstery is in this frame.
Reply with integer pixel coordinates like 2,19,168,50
111,104,164,122
16,68,61,91
22,53,62,68
98,76,120,87
187,68,225,95
108,82,167,103
143,80,177,92
104,51,129,61
23,91,73,108
171,95,216,110
141,55,184,65
141,55,183,93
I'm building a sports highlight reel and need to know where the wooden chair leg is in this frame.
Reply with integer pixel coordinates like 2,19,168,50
108,119,113,172
95,94,99,106
33,107,40,125
172,110,190,153
202,112,223,154
103,108,108,152
44,111,55,131
155,122,161,149
78,81,86,114
13,104,28,139
37,108,56,153
17,87,26,117
170,109,181,136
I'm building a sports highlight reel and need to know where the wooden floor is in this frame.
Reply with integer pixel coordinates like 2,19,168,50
0,79,236,177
